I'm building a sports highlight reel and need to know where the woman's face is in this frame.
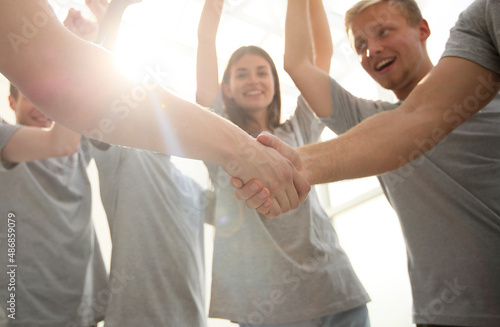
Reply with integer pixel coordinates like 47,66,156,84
223,53,275,114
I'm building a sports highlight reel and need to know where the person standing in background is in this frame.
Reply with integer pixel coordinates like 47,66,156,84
0,82,107,326
197,0,371,325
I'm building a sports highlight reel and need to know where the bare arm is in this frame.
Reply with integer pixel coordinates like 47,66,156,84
292,57,500,183
0,0,310,212
233,56,500,201
1,123,81,163
196,0,224,107
309,0,333,73
86,0,109,23
284,0,332,118
94,0,141,50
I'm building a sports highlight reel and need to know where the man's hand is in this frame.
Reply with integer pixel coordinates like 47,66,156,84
230,178,280,217
230,132,311,218
256,132,308,180
63,8,99,41
229,134,310,216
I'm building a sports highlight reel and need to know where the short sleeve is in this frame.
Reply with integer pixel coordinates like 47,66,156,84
442,0,500,75
279,96,325,146
320,77,398,135
91,139,123,169
0,119,22,171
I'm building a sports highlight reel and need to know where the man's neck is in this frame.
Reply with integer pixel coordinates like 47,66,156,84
394,61,434,100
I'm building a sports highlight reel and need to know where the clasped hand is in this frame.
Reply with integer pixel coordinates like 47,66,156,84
231,132,311,218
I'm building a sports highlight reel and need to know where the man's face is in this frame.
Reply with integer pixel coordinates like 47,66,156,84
9,92,52,128
351,2,430,98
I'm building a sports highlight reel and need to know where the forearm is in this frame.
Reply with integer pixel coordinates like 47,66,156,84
49,123,82,155
0,0,312,210
1,124,81,163
284,0,332,117
298,108,429,184
0,4,205,158
284,0,313,76
299,57,500,184
95,0,135,49
309,0,333,73
196,0,223,106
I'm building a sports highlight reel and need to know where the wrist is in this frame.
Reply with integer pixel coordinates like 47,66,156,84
214,129,253,179
296,146,315,185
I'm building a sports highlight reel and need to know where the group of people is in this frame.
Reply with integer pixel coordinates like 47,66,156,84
0,0,498,327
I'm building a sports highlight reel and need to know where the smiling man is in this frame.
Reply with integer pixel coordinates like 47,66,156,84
267,0,500,326
349,0,432,100
9,87,53,128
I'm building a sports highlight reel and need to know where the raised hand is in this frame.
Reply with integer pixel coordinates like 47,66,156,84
63,8,99,41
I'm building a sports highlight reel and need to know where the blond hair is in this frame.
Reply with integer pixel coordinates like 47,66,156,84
345,0,423,36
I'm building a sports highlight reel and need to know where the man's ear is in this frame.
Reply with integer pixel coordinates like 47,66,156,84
8,95,16,112
419,18,431,42
222,83,233,99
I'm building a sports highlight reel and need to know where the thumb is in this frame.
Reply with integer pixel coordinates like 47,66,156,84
257,131,300,168
256,131,276,148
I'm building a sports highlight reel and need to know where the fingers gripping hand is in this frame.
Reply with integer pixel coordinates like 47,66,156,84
257,132,310,204
230,178,276,216
231,179,268,207
230,134,310,217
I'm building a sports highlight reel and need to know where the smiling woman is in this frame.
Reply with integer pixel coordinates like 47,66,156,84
221,47,280,133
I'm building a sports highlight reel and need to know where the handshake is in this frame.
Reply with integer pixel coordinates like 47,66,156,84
228,131,313,218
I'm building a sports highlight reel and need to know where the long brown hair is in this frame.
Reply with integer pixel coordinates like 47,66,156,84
221,46,281,132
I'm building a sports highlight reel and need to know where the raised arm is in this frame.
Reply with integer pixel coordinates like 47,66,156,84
94,0,142,50
196,0,224,107
1,123,81,163
0,0,309,212
309,0,333,73
284,0,332,117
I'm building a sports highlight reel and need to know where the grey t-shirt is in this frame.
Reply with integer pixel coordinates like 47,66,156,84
91,142,209,327
442,0,500,75
322,77,500,327
0,120,107,327
206,96,370,324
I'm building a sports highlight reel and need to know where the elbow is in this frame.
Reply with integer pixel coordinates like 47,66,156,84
53,138,81,158
283,57,300,77
284,52,314,78
284,59,312,83
196,90,218,108
56,144,79,158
